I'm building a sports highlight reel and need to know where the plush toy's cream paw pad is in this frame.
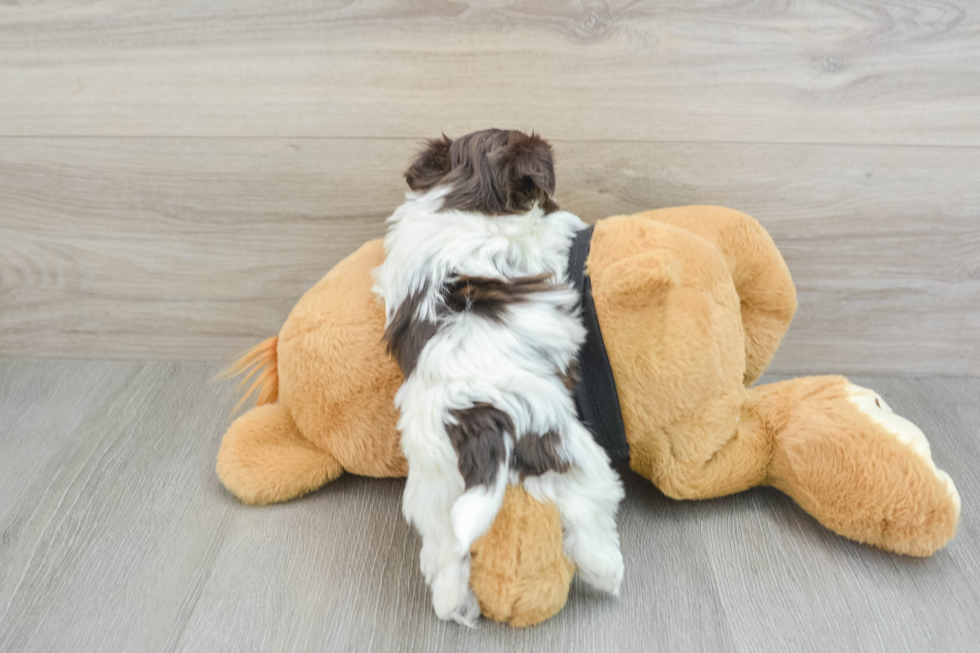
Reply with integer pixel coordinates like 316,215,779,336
846,384,961,519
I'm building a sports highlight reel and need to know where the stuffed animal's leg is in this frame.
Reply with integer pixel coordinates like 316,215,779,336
760,376,960,557
470,486,574,627
630,375,959,557
627,385,772,501
216,403,343,505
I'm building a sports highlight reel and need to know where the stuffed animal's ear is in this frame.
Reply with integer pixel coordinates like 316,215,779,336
404,135,454,192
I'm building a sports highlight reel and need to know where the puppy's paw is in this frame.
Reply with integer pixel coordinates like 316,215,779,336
574,542,624,596
447,591,481,628
430,566,481,627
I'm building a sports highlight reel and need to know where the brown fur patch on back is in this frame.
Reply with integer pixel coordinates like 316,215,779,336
447,403,513,490
512,431,569,480
382,288,438,376
443,273,555,322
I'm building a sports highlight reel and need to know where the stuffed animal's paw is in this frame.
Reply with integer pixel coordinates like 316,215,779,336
846,384,961,519
470,486,574,627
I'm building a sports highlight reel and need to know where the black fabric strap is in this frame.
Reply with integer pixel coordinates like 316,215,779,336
566,226,630,462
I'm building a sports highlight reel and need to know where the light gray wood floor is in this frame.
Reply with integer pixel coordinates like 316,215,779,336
0,359,976,653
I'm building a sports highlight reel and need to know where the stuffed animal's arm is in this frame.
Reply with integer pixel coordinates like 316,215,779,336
636,206,797,384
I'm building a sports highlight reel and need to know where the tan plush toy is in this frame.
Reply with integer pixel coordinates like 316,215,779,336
216,205,960,627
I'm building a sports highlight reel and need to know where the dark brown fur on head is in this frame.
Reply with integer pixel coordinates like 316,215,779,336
404,129,559,215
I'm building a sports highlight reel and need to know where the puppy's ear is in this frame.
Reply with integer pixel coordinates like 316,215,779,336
495,132,556,211
512,133,556,195
404,135,453,192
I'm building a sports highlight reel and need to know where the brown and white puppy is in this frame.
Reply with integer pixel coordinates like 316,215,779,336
373,129,624,626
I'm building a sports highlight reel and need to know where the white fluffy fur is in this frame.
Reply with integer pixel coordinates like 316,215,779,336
373,187,625,626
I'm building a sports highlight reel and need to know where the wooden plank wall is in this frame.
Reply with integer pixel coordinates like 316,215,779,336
1,1,977,374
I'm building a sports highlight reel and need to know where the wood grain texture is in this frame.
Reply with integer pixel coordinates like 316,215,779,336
1,138,977,373
0,1,979,144
0,361,978,653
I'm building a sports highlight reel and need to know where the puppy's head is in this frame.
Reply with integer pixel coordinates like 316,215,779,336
404,129,558,215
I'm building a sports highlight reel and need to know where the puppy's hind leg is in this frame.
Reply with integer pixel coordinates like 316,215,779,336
443,403,515,624
528,423,625,595
402,425,481,627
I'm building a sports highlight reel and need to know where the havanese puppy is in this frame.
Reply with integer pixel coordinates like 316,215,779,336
373,129,624,626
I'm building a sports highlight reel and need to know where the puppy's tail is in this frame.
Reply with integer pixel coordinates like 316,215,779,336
451,463,509,555
214,336,279,416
